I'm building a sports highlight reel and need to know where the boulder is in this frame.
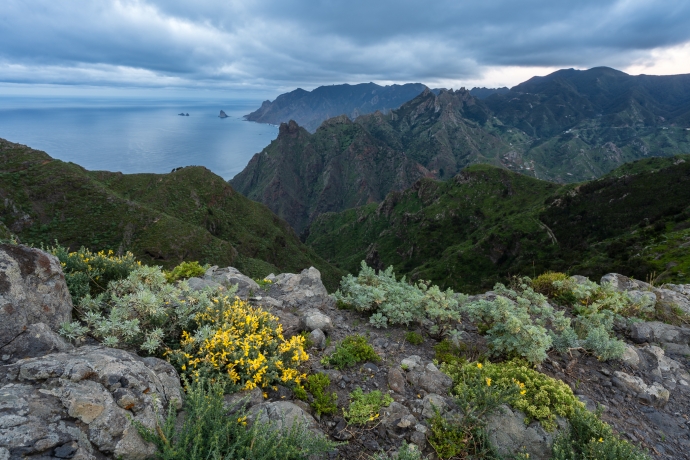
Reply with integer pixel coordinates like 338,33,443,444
266,267,333,310
300,308,333,332
400,355,423,371
388,368,406,394
620,345,640,368
0,322,73,365
0,244,73,349
421,393,446,418
486,405,560,460
249,401,322,435
309,328,327,350
196,266,260,298
0,346,182,459
601,273,652,291
629,321,690,345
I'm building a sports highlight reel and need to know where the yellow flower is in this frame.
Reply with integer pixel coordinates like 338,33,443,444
520,390,526,395
486,378,492,386
476,362,483,369
598,438,603,443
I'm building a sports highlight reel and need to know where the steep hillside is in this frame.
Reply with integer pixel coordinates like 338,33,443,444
230,118,427,233
0,138,344,289
245,82,427,132
307,157,690,293
232,89,515,231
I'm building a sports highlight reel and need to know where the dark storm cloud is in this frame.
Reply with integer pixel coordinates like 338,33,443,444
1,0,689,92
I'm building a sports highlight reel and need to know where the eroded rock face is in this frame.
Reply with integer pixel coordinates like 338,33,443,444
0,346,182,460
0,244,73,349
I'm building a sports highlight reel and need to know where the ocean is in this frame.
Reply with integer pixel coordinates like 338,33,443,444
0,98,278,180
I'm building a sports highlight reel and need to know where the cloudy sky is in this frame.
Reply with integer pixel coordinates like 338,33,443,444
2,0,690,99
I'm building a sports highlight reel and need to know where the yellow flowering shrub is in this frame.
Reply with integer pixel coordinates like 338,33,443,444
442,359,583,431
46,242,139,303
169,297,309,391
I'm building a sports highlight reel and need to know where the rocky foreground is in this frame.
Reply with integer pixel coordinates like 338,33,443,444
1,244,690,459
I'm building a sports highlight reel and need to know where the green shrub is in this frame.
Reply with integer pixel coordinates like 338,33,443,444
163,261,207,283
302,373,338,416
343,388,393,425
462,279,625,363
59,265,215,354
335,261,464,336
434,339,467,366
136,378,338,460
552,406,650,460
46,242,139,305
321,335,379,370
442,359,582,431
405,331,424,345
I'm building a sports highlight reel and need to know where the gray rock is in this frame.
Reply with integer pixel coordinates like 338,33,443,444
612,371,670,406
271,309,300,338
400,355,422,371
620,345,640,368
300,308,332,332
0,244,73,349
309,328,327,349
0,322,73,365
379,401,413,427
487,405,559,460
655,288,690,315
0,345,182,459
629,321,690,345
185,277,221,292
408,431,427,448
249,401,323,435
388,368,406,394
249,296,284,310
203,266,260,298
224,387,264,413
601,273,651,291
422,393,446,418
418,368,453,395
266,267,333,310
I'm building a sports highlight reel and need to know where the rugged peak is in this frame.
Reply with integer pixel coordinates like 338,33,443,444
278,119,302,137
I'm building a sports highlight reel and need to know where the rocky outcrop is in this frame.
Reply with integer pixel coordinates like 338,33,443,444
602,273,690,315
0,346,182,459
0,245,183,460
0,244,73,350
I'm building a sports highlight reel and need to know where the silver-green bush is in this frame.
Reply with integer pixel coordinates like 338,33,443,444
334,261,463,336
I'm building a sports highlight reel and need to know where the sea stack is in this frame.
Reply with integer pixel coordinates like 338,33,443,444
219,110,228,118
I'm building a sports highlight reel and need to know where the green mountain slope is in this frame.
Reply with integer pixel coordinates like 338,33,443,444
234,69,690,233
230,118,427,233
0,138,344,290
307,157,690,293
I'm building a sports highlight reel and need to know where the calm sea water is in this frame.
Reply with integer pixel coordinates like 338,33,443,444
0,99,278,180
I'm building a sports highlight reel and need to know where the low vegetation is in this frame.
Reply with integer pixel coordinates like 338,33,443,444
136,378,338,460
343,387,393,425
46,242,139,304
335,262,463,336
294,373,338,416
321,334,379,370
163,260,207,283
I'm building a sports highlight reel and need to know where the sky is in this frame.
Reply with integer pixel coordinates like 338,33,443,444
2,0,690,100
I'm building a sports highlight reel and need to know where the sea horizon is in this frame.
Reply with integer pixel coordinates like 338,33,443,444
0,96,279,180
